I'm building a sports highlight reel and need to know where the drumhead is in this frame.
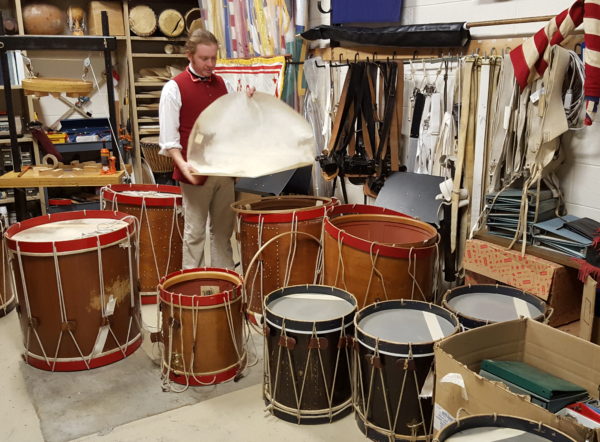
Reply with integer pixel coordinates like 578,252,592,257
443,426,553,441
268,293,355,322
11,218,128,242
446,290,544,324
358,307,456,345
116,190,180,198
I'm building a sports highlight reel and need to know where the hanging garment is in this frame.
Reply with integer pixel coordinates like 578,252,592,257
510,0,600,125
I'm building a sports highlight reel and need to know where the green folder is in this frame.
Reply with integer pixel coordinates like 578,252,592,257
480,360,587,400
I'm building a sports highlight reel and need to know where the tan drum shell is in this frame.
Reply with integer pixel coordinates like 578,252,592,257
158,9,184,37
0,234,15,317
323,213,439,308
129,5,157,37
159,270,245,384
232,196,334,320
140,136,174,173
11,239,140,362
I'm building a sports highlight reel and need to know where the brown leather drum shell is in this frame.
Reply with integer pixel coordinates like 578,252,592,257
234,196,332,317
323,214,438,308
11,242,140,360
112,203,183,293
159,274,244,381
0,239,15,316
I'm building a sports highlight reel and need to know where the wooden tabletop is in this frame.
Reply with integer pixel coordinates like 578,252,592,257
0,170,126,188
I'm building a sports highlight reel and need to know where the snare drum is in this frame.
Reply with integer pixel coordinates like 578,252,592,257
354,300,459,441
129,5,157,37
158,9,184,37
434,414,577,442
264,285,357,424
5,211,141,371
232,195,335,324
324,204,439,309
442,284,548,329
157,268,246,387
101,184,184,303
140,136,174,173
0,217,15,317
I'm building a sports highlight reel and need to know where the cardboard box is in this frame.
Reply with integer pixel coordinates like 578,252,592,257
463,239,582,326
434,318,600,442
88,1,125,36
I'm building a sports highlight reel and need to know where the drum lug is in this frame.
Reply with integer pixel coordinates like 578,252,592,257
263,324,270,335
28,316,39,329
365,354,383,369
61,320,77,331
168,317,181,330
170,352,183,370
309,337,328,350
278,335,296,350
150,331,161,343
396,358,416,371
100,317,111,327
338,336,352,348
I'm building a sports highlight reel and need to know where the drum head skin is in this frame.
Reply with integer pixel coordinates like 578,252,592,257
11,218,128,242
443,426,554,441
268,293,355,322
358,307,456,345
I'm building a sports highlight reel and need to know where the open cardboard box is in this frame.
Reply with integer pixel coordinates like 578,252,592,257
463,239,582,326
434,318,600,441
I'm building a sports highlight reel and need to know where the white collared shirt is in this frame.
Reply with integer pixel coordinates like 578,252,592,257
158,64,232,156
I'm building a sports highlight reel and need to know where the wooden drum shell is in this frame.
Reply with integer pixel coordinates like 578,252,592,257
0,232,15,317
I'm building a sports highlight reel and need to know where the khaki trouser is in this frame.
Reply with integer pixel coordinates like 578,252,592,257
180,177,235,270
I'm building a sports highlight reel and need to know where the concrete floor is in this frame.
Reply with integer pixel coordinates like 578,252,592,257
0,304,367,442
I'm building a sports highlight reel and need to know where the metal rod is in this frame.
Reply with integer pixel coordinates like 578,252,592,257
0,13,27,221
101,11,121,171
466,15,554,29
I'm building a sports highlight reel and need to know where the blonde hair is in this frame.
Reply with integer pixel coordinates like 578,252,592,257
184,29,218,54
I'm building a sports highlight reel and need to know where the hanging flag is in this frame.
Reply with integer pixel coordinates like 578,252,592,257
215,56,286,96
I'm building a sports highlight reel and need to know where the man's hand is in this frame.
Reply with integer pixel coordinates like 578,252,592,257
168,148,202,184
246,86,256,98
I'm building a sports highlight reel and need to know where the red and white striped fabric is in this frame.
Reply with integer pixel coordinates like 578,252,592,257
510,0,600,125
214,56,286,97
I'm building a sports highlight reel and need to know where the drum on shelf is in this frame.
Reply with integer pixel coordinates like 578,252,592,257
323,204,439,309
184,8,203,34
354,300,459,441
442,284,549,329
157,268,246,388
101,184,184,303
158,9,185,37
434,414,577,442
140,136,174,173
5,211,141,371
232,195,335,324
0,216,15,318
129,5,157,37
263,285,357,424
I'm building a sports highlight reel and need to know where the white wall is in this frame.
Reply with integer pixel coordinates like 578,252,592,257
308,0,600,220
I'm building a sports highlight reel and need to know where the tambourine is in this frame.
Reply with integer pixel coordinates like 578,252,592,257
129,5,157,37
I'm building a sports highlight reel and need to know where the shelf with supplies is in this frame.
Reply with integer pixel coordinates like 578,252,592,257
134,82,167,87
0,194,40,205
130,36,187,42
131,53,187,58
0,135,32,144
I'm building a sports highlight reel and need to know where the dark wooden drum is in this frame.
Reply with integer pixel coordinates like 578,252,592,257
442,284,548,329
354,300,459,441
434,414,577,441
263,285,357,424
101,184,184,303
157,268,246,389
323,204,439,309
5,211,141,371
0,216,15,317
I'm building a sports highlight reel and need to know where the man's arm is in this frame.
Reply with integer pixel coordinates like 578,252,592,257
168,148,200,184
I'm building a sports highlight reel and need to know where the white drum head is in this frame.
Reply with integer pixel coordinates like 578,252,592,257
268,293,355,322
447,292,543,323
358,308,455,344
12,218,128,242
116,190,180,198
445,426,551,441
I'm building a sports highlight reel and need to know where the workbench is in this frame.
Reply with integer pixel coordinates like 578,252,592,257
0,170,126,188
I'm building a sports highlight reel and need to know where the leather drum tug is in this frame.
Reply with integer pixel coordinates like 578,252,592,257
354,300,459,441
101,184,184,304
5,211,141,371
263,285,357,424
157,268,246,389
0,216,16,318
323,204,439,309
232,195,335,325
442,284,549,330
434,414,577,442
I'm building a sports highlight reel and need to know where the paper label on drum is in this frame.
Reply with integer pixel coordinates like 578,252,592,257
513,297,532,318
201,286,219,296
433,403,455,431
423,311,445,341
92,326,110,356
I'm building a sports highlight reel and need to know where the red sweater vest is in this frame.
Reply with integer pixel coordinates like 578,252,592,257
171,68,228,184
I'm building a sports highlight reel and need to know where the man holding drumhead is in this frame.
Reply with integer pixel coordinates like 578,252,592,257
159,29,254,269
